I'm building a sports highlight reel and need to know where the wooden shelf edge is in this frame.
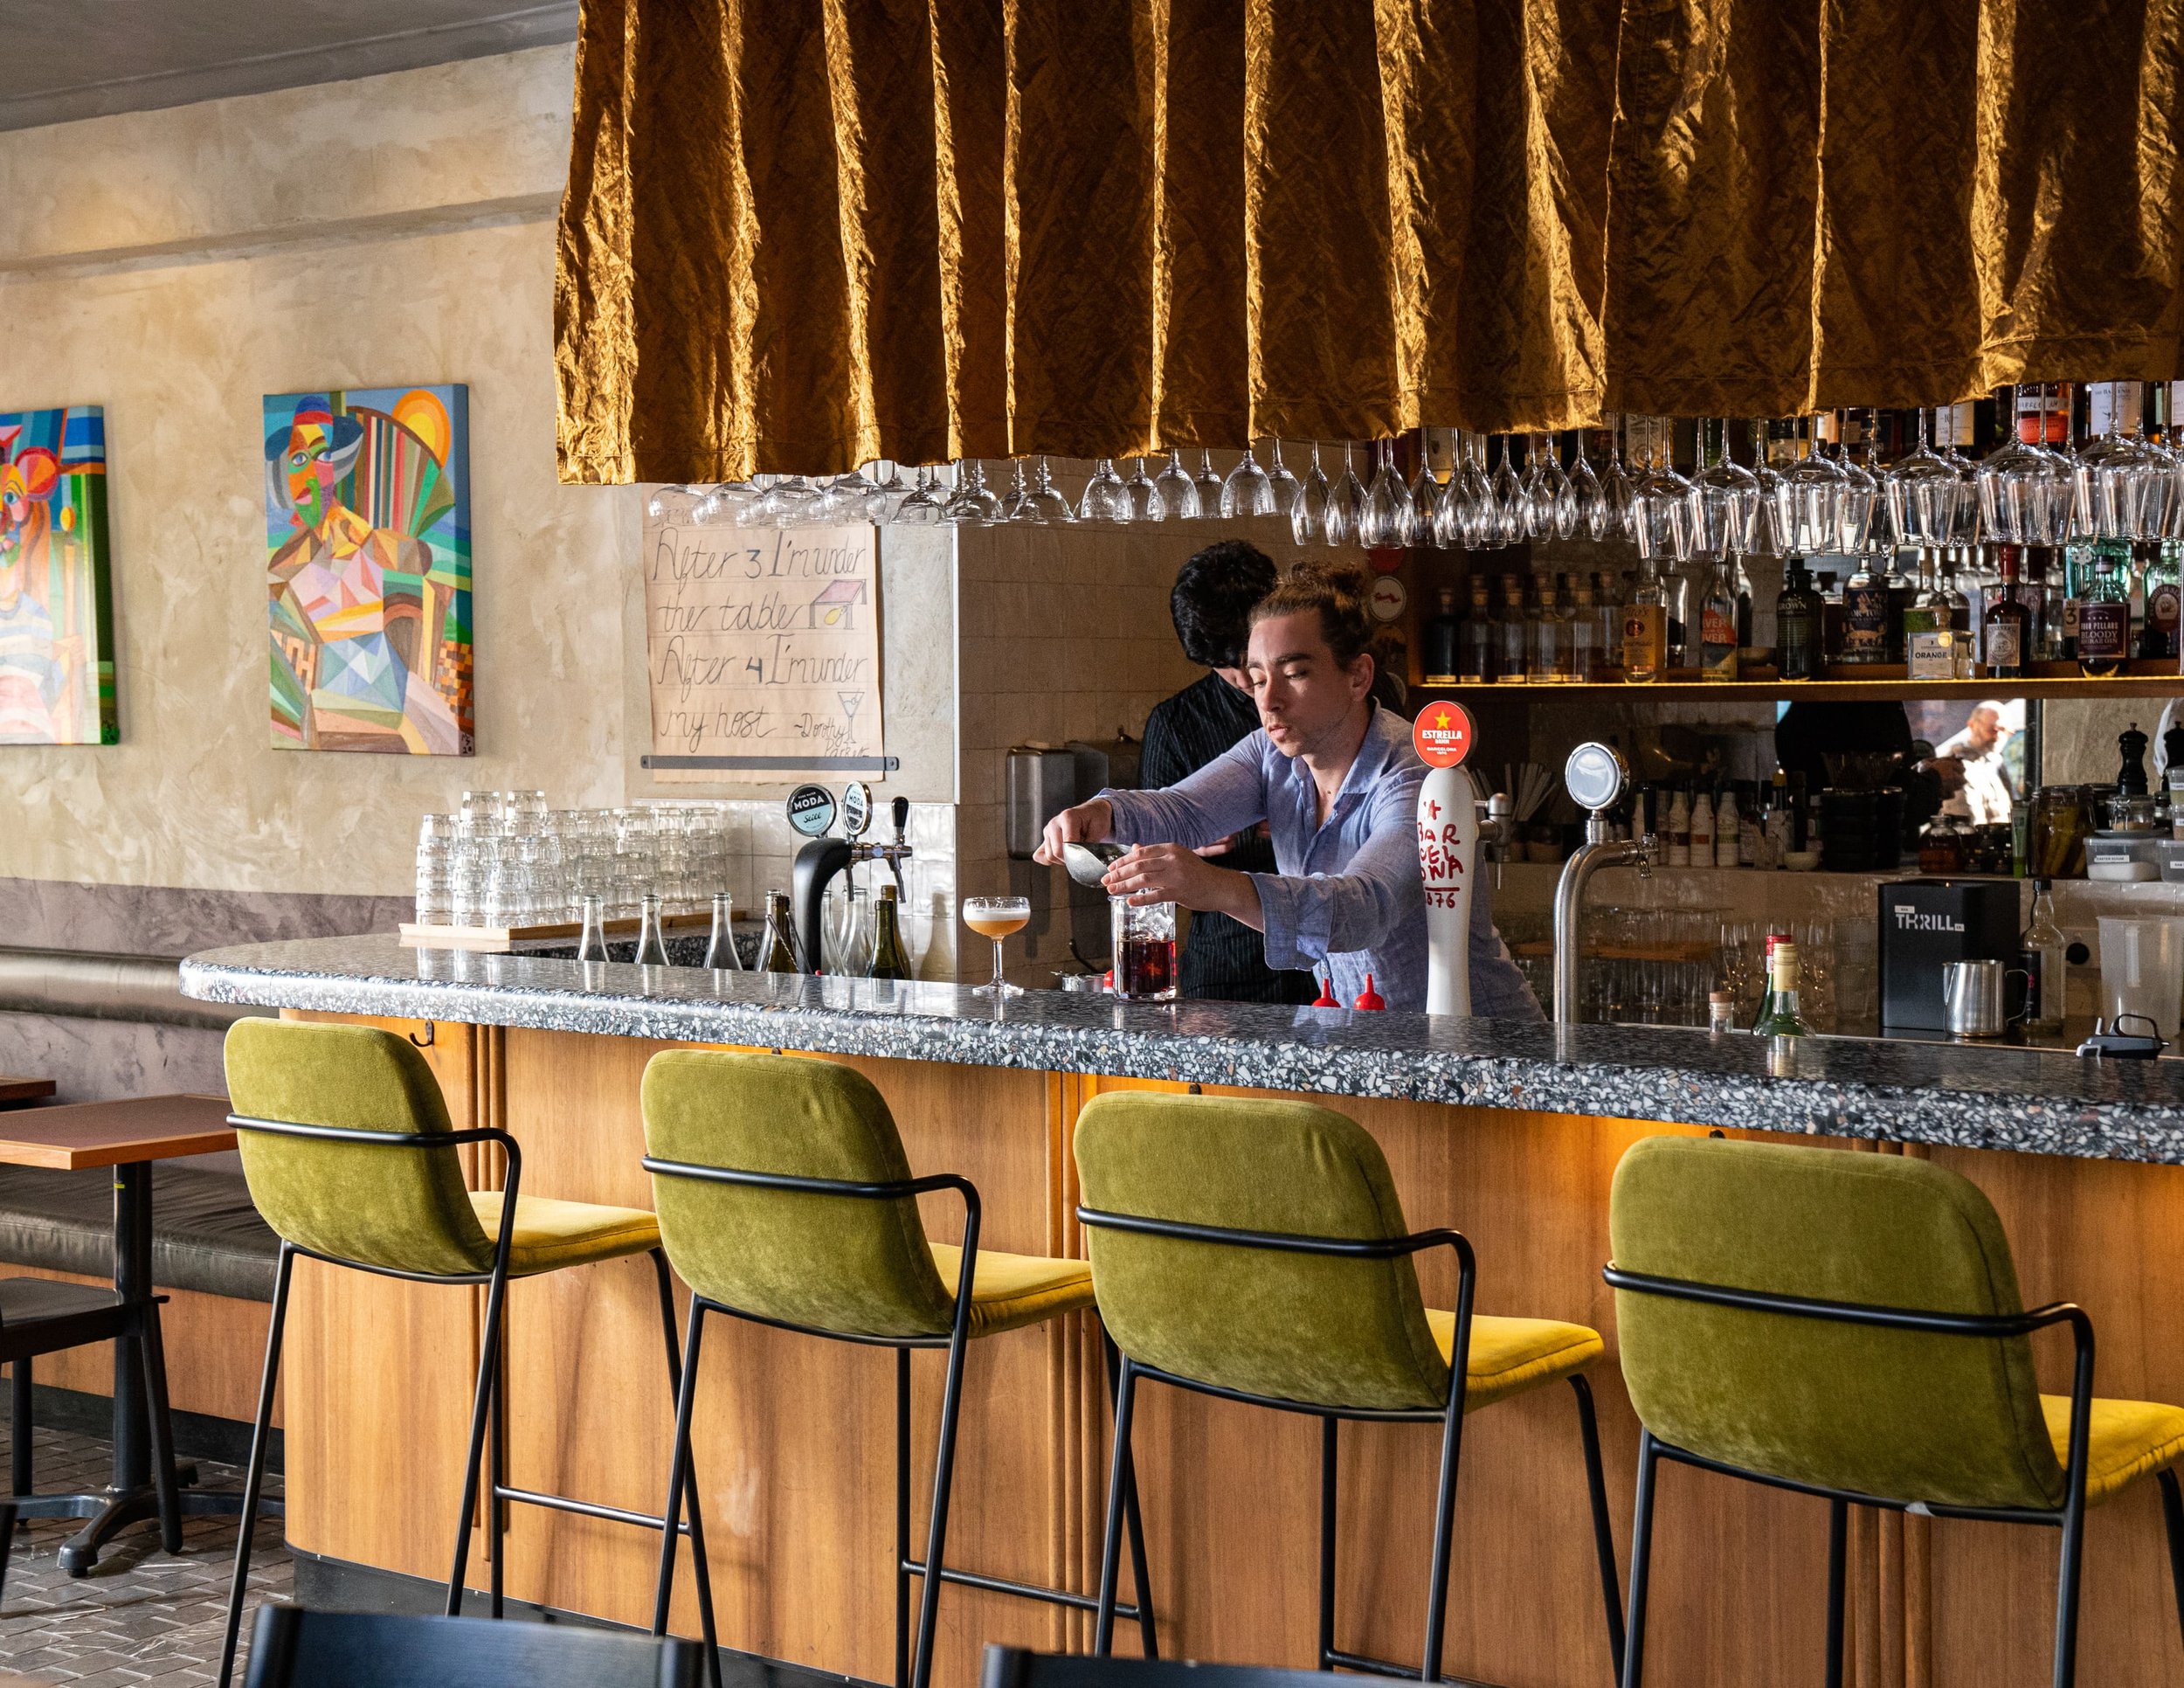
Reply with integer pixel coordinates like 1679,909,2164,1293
1418,668,2184,702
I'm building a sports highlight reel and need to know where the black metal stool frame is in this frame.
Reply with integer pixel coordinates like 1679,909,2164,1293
643,1156,1158,1688
1603,1263,2184,1688
1080,1206,1626,1688
218,1115,723,1688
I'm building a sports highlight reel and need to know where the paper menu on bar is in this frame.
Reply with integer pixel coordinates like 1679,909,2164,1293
640,504,885,781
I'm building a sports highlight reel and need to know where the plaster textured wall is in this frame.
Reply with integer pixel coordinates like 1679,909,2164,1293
0,47,630,898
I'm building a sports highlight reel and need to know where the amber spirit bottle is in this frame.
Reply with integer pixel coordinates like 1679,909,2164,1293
1624,561,1669,681
1984,547,2031,680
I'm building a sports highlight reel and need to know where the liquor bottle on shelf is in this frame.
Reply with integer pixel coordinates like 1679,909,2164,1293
1593,571,1624,676
1714,786,1741,867
1569,574,1600,681
1665,788,1691,867
1422,586,1461,684
2077,540,2133,677
1839,551,1890,665
1497,573,1530,681
1734,556,1762,668
2143,540,2181,660
1902,550,1951,675
1624,559,1669,681
1817,569,1845,657
1774,557,1824,678
1459,576,1495,682
1762,769,1793,866
867,884,912,980
1752,940,1811,1036
1690,788,1715,864
1983,546,2031,679
1699,555,1739,681
1533,574,1569,681
2025,547,2063,662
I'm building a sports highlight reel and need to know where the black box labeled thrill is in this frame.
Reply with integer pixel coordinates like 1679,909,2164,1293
1877,879,2024,1034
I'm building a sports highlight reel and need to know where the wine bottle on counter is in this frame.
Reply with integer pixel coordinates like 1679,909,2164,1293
867,883,912,980
702,892,743,972
760,890,803,974
1752,940,1811,1036
633,893,670,965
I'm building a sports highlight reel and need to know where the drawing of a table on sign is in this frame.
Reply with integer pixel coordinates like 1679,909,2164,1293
639,517,889,778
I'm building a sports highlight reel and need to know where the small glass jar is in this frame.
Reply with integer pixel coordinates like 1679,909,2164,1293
2109,793,2160,833
1109,899,1178,1002
2030,786,2091,879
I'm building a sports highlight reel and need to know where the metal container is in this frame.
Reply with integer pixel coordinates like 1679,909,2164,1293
1006,746,1077,860
1943,958,2025,1039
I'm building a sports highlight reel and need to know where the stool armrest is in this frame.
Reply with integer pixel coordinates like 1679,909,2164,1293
226,1111,523,1280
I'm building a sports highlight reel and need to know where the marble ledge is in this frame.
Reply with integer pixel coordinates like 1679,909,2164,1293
179,935,2184,1168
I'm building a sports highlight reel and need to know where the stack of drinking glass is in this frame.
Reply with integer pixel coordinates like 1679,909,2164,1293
415,793,732,930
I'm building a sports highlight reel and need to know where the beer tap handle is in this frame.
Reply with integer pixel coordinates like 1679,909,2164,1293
891,795,909,844
888,796,911,900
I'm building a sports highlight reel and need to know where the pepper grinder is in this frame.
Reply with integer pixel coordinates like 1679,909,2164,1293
2118,721,2150,797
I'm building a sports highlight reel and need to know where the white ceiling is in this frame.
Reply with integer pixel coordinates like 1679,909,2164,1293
0,0,578,131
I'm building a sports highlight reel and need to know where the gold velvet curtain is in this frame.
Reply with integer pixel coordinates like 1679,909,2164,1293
554,0,2184,485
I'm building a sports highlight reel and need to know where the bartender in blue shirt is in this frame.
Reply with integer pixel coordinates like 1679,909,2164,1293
1036,561,1538,1017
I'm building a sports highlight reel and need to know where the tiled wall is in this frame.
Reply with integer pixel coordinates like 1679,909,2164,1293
948,495,1323,983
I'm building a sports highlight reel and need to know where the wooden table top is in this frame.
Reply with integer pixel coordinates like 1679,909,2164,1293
0,1095,237,1171
0,1076,57,1107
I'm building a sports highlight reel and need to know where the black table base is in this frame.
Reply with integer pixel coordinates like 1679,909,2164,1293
12,1467,284,1575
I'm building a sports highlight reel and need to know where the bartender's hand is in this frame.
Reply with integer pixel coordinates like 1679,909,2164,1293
1102,844,1264,930
1033,798,1115,867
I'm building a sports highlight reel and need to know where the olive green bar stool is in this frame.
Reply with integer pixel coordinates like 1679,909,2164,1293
1606,1134,2184,1688
640,1049,1157,1688
1074,1091,1625,1685
217,1020,722,1688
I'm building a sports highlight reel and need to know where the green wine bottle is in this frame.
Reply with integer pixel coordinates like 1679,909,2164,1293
867,884,912,980
760,890,802,974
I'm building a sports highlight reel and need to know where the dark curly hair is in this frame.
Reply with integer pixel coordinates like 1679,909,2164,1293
1171,541,1279,669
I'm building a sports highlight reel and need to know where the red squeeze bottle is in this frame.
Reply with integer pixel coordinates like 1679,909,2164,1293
1310,972,1339,1008
1353,974,1387,1011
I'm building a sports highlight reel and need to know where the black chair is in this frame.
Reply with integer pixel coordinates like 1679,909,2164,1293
982,1646,1342,1688
3,1274,181,1594
240,1605,704,1688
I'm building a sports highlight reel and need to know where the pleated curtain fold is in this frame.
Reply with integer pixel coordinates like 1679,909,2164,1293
554,0,2184,485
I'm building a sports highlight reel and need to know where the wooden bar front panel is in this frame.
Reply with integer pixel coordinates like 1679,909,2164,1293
277,1020,2184,1687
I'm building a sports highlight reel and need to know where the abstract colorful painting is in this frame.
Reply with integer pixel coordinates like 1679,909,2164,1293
0,405,117,745
265,385,473,755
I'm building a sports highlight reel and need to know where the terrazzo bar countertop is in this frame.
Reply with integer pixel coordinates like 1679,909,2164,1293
181,934,2184,1166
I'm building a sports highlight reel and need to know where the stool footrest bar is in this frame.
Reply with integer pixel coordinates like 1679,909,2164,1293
1323,1646,1504,1686
495,1484,694,1536
900,1556,1143,1618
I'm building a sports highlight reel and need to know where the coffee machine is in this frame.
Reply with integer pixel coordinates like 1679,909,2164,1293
1878,878,2024,1034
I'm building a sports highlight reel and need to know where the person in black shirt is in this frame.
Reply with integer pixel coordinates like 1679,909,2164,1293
1140,542,1316,1003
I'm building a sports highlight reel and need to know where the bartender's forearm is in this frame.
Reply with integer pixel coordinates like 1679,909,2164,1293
1100,843,1265,930
1197,866,1265,930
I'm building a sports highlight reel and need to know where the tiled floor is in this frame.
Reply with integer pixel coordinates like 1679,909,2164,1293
0,1424,288,1687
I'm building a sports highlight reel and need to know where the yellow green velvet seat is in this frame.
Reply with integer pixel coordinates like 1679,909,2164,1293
1073,1090,1624,1684
216,1019,719,1688
639,1048,1148,1688
1607,1133,2184,1688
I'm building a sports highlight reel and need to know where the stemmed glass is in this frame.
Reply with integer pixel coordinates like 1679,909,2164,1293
1834,414,1877,554
997,459,1031,522
1264,440,1303,517
1887,408,1966,546
1079,458,1132,522
1016,456,1075,523
1631,418,1699,562
1747,419,1787,555
893,465,950,525
1456,433,1495,548
1326,443,1366,548
1360,439,1413,548
1572,432,1607,541
753,474,819,525
1123,456,1166,522
1600,419,1640,542
689,481,757,526
2077,383,2174,539
1221,445,1277,516
1192,451,1227,515
1693,418,1760,555
1292,443,1332,543
646,484,708,523
1776,420,1847,555
1406,430,1440,546
943,460,1004,523
1489,437,1525,547
1153,449,1201,520
1977,386,2069,544
867,461,912,521
1431,434,1464,549
963,896,1029,998
812,467,886,524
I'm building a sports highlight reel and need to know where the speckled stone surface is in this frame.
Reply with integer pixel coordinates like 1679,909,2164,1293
182,935,2184,1166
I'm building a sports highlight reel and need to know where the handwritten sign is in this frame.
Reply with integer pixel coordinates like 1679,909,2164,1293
641,513,885,779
